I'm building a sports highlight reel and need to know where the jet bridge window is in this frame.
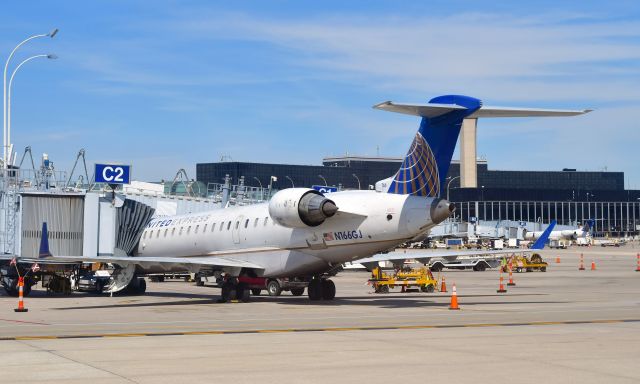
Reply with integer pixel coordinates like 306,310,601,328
244,219,249,228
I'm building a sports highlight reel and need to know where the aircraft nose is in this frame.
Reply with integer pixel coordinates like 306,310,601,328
430,198,455,224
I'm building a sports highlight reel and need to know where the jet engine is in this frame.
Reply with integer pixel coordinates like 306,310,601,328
268,188,338,228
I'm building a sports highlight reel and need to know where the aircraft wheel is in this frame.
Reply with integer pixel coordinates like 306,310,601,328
321,279,336,300
290,288,305,296
516,267,522,273
308,279,322,301
237,283,251,302
267,280,282,296
421,284,435,293
220,282,236,302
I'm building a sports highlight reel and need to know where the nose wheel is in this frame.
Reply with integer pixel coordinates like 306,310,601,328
308,278,335,301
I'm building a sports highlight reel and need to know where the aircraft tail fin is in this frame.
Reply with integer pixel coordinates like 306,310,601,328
375,95,482,196
39,222,52,258
531,220,557,250
583,219,595,234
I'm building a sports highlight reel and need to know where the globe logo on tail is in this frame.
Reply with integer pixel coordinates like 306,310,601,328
389,132,439,197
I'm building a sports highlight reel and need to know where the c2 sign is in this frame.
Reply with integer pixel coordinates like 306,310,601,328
95,164,131,184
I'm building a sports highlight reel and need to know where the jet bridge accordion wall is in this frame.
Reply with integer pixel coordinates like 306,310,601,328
21,194,84,258
115,199,155,256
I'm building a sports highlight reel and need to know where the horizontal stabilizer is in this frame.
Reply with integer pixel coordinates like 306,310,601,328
373,101,466,118
374,101,591,119
469,106,592,118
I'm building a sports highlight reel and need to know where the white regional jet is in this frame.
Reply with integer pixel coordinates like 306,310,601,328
524,219,594,241
48,95,589,302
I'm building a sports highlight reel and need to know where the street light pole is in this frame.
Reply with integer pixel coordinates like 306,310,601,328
6,54,57,165
285,176,294,188
318,174,328,186
252,177,262,189
446,175,460,201
352,173,360,190
3,29,58,168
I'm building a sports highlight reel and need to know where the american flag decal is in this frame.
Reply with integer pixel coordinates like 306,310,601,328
323,232,335,241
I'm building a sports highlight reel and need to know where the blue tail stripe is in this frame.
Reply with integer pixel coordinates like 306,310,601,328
531,220,557,250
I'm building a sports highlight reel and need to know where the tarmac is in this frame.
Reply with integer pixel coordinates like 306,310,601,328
1,246,639,383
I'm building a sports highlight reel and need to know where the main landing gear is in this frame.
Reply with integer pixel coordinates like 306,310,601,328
219,277,251,303
307,278,335,301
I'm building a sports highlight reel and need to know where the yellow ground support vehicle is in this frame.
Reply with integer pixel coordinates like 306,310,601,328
369,267,438,293
502,253,548,273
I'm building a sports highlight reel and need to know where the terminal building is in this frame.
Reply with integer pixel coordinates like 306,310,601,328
197,156,640,236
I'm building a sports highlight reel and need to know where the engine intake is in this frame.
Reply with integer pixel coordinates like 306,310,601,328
268,188,338,228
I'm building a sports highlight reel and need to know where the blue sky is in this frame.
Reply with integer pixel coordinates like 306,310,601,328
2,1,640,186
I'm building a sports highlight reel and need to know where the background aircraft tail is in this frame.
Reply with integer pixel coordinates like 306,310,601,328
385,95,482,196
583,219,595,234
531,220,557,250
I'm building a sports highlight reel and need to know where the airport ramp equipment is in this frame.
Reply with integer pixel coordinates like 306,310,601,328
115,199,155,256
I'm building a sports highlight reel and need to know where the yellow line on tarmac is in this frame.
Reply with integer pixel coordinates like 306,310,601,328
2,319,637,341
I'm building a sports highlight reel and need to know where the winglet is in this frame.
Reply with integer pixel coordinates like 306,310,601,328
39,222,52,258
531,220,557,250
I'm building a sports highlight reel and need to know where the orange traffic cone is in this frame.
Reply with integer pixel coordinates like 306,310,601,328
14,277,28,313
555,256,561,264
507,266,516,286
440,275,448,293
636,254,640,272
579,253,585,271
591,259,597,271
449,283,460,310
497,270,507,293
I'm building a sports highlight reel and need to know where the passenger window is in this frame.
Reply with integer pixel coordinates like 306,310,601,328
203,224,208,232
264,217,268,226
235,221,239,229
187,226,192,234
164,229,168,237
172,228,176,236
254,218,258,227
227,222,231,230
195,225,200,234
156,230,160,238
212,223,216,232
179,227,183,235
143,231,147,239
244,219,249,228
219,222,224,231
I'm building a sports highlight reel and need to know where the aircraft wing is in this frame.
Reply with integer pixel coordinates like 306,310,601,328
42,255,264,272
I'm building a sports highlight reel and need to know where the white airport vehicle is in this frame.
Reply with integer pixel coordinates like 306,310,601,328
17,95,588,302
